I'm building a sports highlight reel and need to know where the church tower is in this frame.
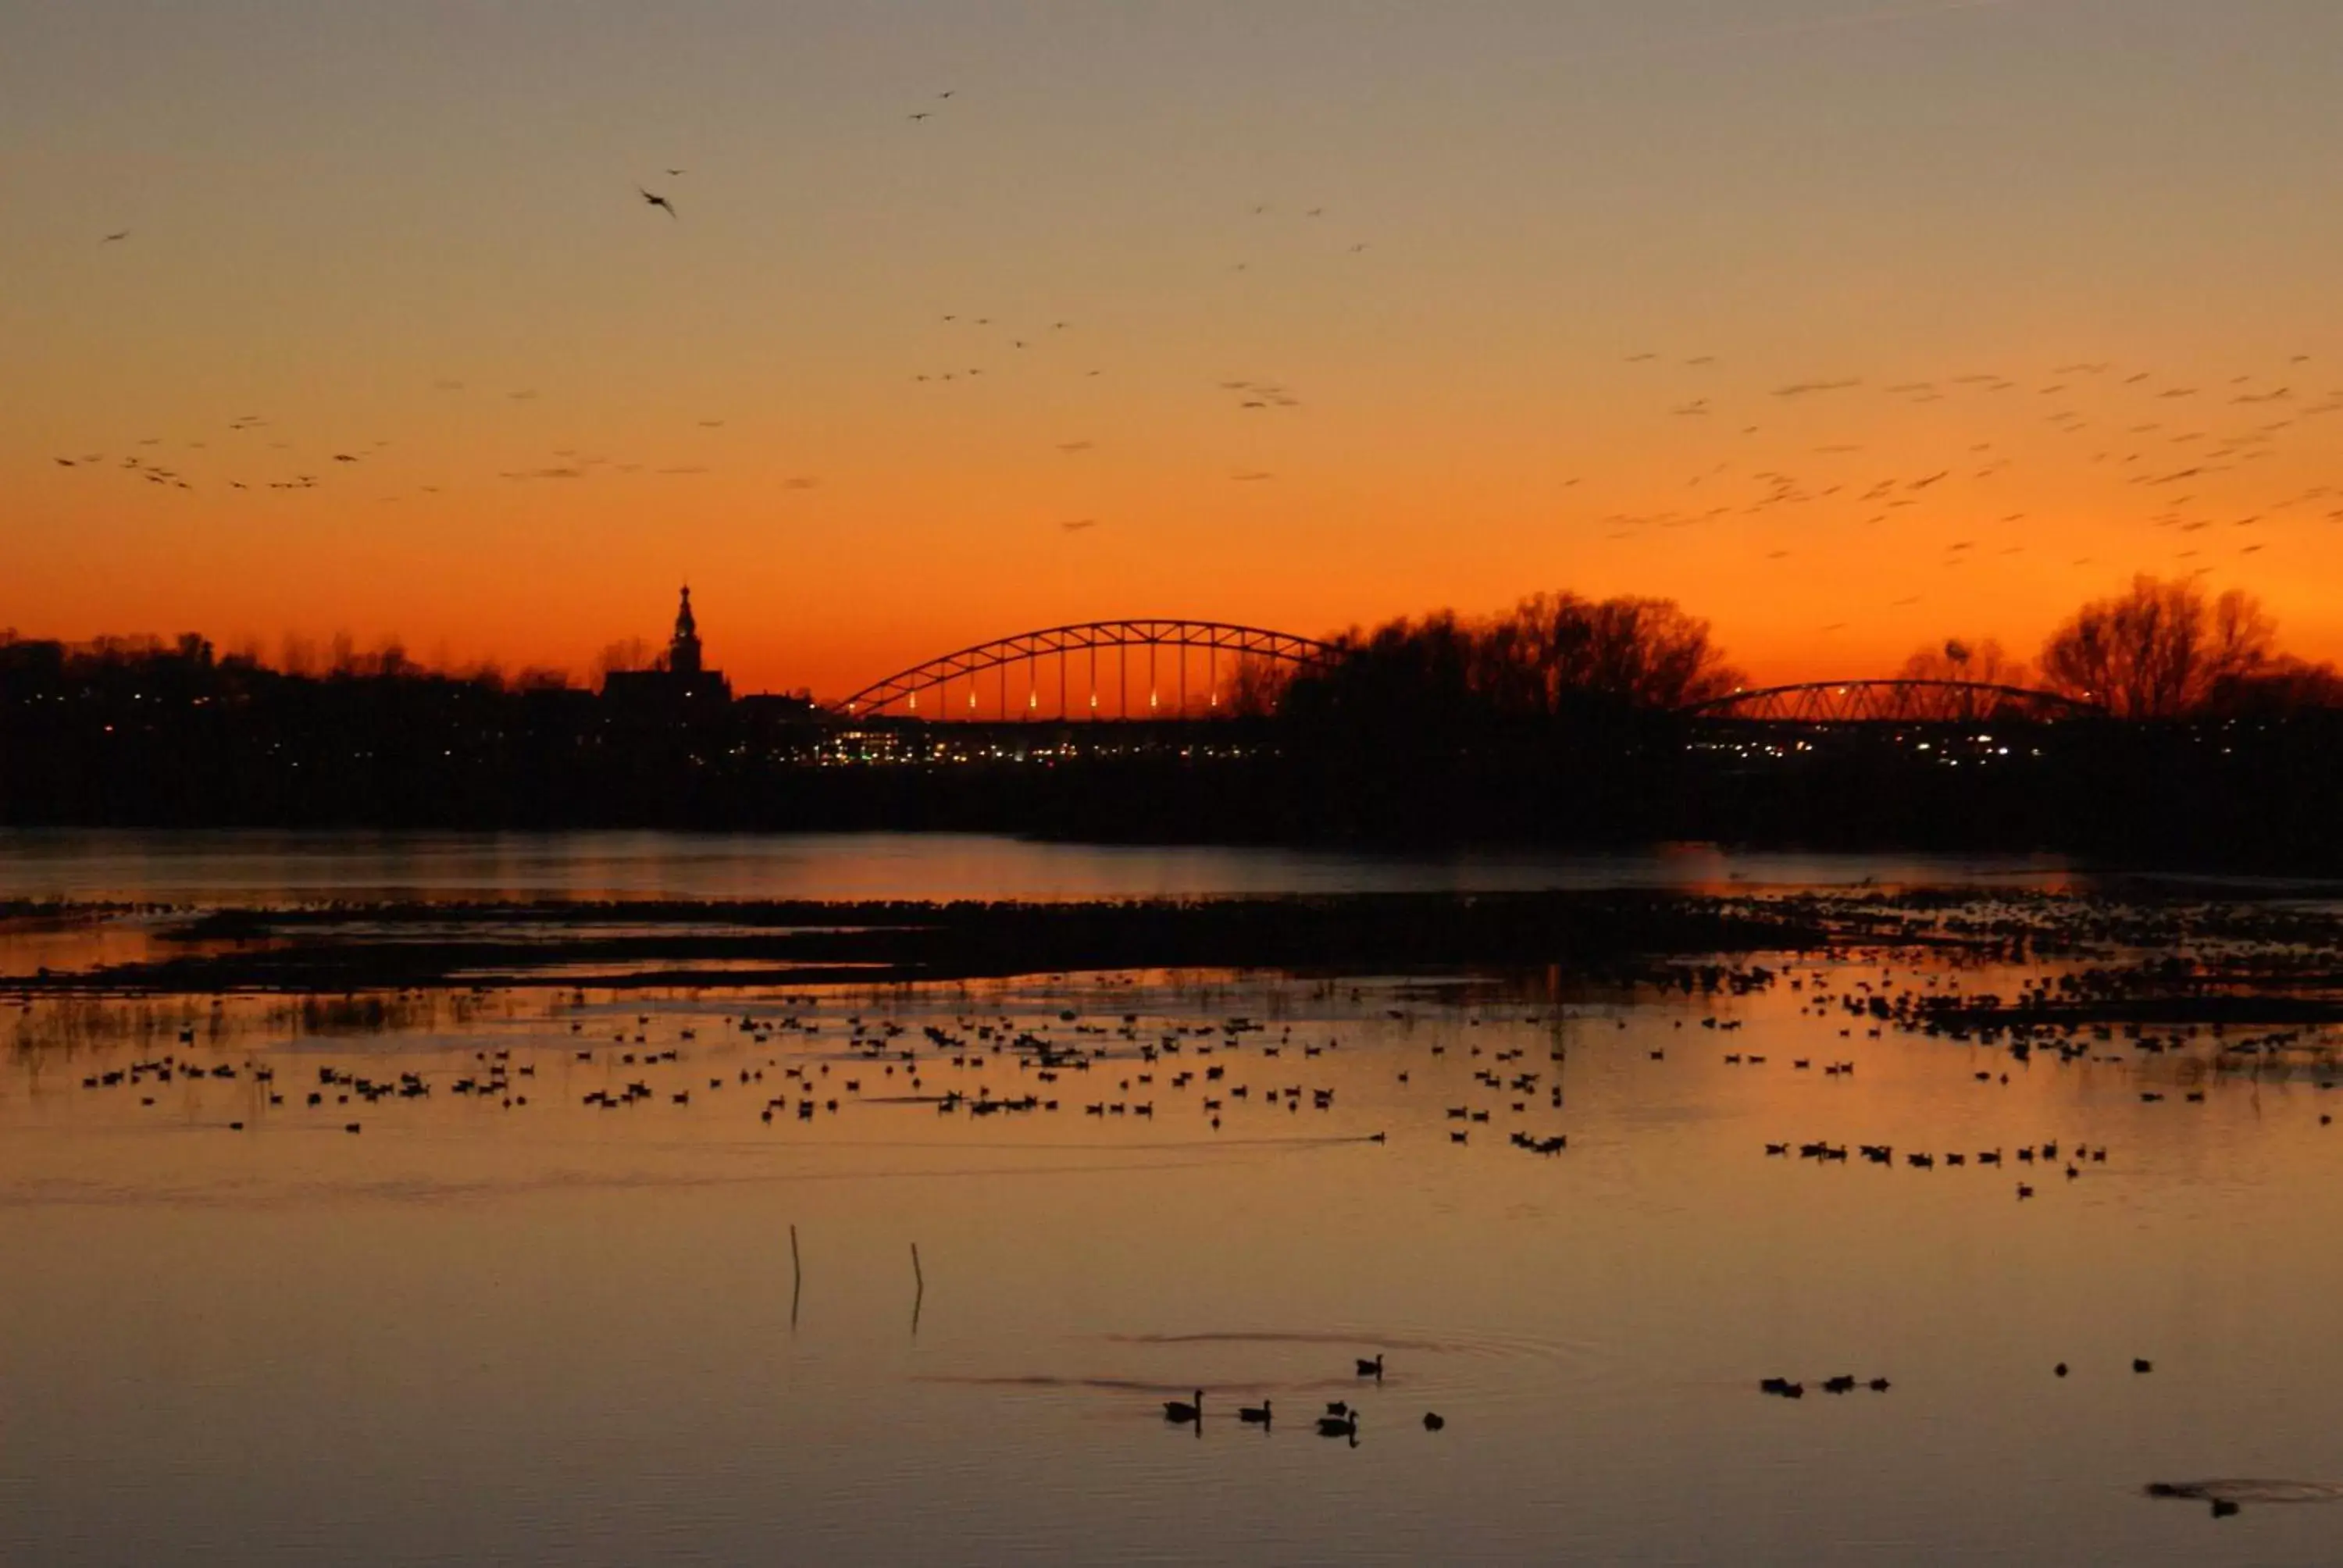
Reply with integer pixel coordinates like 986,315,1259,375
601,586,729,711
669,586,704,677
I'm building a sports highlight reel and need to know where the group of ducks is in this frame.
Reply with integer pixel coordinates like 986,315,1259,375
1160,1354,1443,1444
1763,1358,2156,1400
1760,1375,1891,1399
1767,1138,2110,1197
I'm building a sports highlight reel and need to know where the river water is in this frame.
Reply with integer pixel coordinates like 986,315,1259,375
0,828,2083,903
2,833,2338,1565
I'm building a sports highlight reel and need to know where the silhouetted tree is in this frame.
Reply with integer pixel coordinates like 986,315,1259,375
1227,654,1295,718
2204,657,2343,715
2038,576,2274,717
595,637,656,687
1292,592,1741,729
1480,593,1744,714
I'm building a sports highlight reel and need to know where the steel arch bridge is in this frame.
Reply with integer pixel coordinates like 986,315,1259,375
1678,680,2106,725
833,620,1337,720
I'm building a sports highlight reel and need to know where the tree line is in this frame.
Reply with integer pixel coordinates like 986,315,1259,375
5,574,2341,861
1286,573,2341,721
1915,576,2343,718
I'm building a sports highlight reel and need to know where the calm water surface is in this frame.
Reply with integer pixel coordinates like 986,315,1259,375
0,828,2084,903
4,952,2341,1564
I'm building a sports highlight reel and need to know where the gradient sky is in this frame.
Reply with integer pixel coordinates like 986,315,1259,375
8,0,2343,698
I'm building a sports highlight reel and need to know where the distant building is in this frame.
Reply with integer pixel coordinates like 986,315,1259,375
603,586,733,710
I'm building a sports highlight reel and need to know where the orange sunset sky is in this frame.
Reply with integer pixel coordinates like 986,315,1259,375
8,1,2343,700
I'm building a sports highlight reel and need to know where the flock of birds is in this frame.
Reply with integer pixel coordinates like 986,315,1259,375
1592,349,2343,624
20,904,2342,1497
1159,1353,1443,1445
38,924,2343,1153
46,105,1381,525
52,87,2337,609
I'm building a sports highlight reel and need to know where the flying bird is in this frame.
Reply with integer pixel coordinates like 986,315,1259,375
638,188,676,218
101,230,129,244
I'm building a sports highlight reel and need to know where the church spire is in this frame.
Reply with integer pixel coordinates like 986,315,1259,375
669,585,703,675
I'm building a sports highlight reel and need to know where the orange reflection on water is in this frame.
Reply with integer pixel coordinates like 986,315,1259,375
4,962,2342,1564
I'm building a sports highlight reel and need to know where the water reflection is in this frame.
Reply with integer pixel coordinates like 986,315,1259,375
0,826,2086,903
4,955,2343,1564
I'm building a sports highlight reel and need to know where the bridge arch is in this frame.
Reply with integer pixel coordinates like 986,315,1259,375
833,620,1337,720
1677,680,2106,725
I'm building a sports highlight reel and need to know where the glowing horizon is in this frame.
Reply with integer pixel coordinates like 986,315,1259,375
9,2,2343,701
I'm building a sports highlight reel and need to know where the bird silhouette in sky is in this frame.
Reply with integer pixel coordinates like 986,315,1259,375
665,168,687,176
638,188,677,218
101,230,129,244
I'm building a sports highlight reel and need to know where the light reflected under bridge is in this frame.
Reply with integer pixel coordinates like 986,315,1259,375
833,620,1336,722
829,626,2109,729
